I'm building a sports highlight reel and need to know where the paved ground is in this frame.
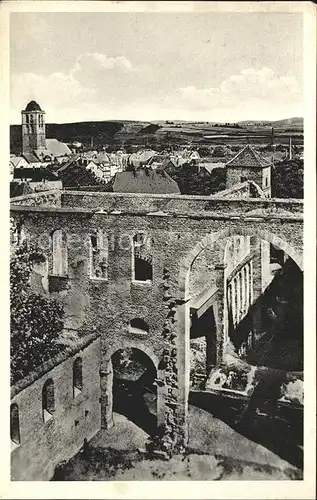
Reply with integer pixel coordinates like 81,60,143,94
52,408,302,481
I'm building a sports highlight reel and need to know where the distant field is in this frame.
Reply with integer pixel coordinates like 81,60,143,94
10,116,303,153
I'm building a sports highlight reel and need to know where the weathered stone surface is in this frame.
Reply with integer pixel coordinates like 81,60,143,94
10,190,303,476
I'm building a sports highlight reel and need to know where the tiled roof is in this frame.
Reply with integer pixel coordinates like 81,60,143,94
113,169,180,194
129,149,156,166
147,154,169,166
14,167,59,181
46,139,72,157
94,152,111,164
56,157,80,173
226,145,272,168
10,156,26,167
10,182,34,198
24,100,42,112
22,153,40,163
202,162,226,173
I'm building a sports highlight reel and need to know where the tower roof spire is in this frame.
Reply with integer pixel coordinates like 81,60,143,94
24,101,43,112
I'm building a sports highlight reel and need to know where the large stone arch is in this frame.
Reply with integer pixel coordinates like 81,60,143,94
178,225,303,299
172,225,303,453
103,339,159,369
100,339,164,431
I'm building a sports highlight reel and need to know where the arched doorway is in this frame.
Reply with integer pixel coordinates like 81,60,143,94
101,344,162,437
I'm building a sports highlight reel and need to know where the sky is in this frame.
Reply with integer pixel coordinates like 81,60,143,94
10,11,303,124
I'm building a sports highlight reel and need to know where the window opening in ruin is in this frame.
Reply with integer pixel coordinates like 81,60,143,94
52,229,68,276
90,230,108,279
132,233,153,282
10,403,20,446
73,357,83,397
42,379,55,423
129,318,149,335
270,243,285,266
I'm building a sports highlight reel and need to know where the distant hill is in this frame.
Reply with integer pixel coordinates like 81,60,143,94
10,120,151,153
10,116,303,154
237,117,303,129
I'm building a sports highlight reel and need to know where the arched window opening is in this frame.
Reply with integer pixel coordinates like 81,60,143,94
42,379,55,423
52,229,68,276
10,403,20,446
73,357,83,397
132,233,153,282
129,318,149,335
90,230,108,279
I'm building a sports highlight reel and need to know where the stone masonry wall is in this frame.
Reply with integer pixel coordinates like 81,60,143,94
226,167,265,192
11,337,101,481
10,196,303,454
59,190,302,216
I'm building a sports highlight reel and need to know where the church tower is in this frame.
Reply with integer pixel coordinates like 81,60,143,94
21,101,46,155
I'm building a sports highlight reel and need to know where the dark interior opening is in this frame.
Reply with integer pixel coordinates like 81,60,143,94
112,348,157,435
134,257,153,281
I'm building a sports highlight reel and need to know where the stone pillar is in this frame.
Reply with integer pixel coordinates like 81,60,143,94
242,267,247,315
249,261,253,305
231,278,236,327
261,240,271,292
240,269,244,316
156,379,166,428
246,264,250,310
100,362,114,430
174,299,190,451
250,238,263,339
160,264,190,454
213,263,227,365
225,282,231,344
236,272,241,323
251,237,262,303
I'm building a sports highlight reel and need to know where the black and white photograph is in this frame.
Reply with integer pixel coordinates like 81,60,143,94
2,0,316,496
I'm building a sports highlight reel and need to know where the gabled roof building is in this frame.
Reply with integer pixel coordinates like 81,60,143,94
225,144,272,198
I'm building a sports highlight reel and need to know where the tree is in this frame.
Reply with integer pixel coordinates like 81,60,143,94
198,146,212,157
165,162,226,195
272,159,303,199
10,241,65,384
211,145,232,158
57,164,104,188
